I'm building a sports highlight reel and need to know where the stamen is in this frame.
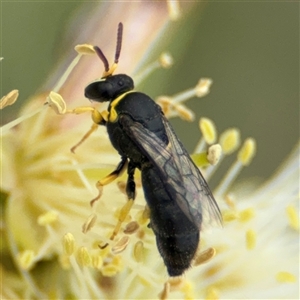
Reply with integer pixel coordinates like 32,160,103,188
167,0,181,20
47,91,67,114
134,52,174,86
63,233,75,256
286,204,299,231
74,44,95,55
52,52,82,92
123,221,139,234
82,213,97,234
214,138,257,197
195,78,213,97
172,78,213,105
219,128,241,155
180,280,194,300
175,104,195,121
193,118,217,153
92,254,103,269
112,236,130,254
239,208,255,223
133,241,144,263
1,104,47,133
205,128,240,180
276,271,296,283
222,210,239,222
207,144,222,166
17,250,35,270
37,210,58,226
159,52,174,68
0,89,19,109
238,138,256,166
191,152,211,168
101,256,123,276
245,229,256,250
205,286,219,300
200,118,217,145
193,247,216,266
76,247,92,267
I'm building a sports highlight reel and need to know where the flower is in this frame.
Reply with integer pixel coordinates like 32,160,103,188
1,2,299,300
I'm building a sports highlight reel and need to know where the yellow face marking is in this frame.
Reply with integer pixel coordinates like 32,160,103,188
109,91,134,123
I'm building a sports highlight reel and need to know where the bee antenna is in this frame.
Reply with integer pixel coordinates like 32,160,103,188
115,22,123,63
94,46,109,72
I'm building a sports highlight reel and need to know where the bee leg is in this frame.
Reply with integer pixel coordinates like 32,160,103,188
109,161,136,241
90,157,128,207
66,106,107,153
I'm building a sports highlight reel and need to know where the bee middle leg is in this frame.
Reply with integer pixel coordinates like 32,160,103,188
91,157,128,206
109,161,137,241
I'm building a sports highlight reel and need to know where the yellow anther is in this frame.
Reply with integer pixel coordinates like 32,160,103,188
180,280,194,299
191,152,209,167
133,241,144,263
74,44,95,55
92,254,103,269
195,78,213,97
238,138,256,166
167,0,181,21
101,265,120,277
205,286,219,300
112,236,130,254
286,205,299,231
199,118,217,144
63,233,75,256
101,256,123,276
47,91,67,114
37,210,58,226
17,250,35,270
222,210,239,222
239,208,255,223
76,247,91,267
123,221,139,234
276,271,296,283
219,128,241,155
82,213,97,234
159,52,174,68
0,89,19,109
207,144,222,165
245,229,256,250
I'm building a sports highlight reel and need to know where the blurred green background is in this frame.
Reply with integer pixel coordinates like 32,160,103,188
1,1,299,186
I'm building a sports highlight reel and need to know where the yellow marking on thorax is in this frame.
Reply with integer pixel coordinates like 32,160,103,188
109,91,134,123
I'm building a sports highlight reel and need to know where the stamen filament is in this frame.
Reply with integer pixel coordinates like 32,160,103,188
214,159,242,197
52,54,82,92
134,61,160,86
1,104,47,134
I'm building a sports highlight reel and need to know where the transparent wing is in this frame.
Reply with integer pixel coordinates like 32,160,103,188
119,114,223,230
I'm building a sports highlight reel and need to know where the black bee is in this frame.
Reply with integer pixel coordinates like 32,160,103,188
83,23,222,276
